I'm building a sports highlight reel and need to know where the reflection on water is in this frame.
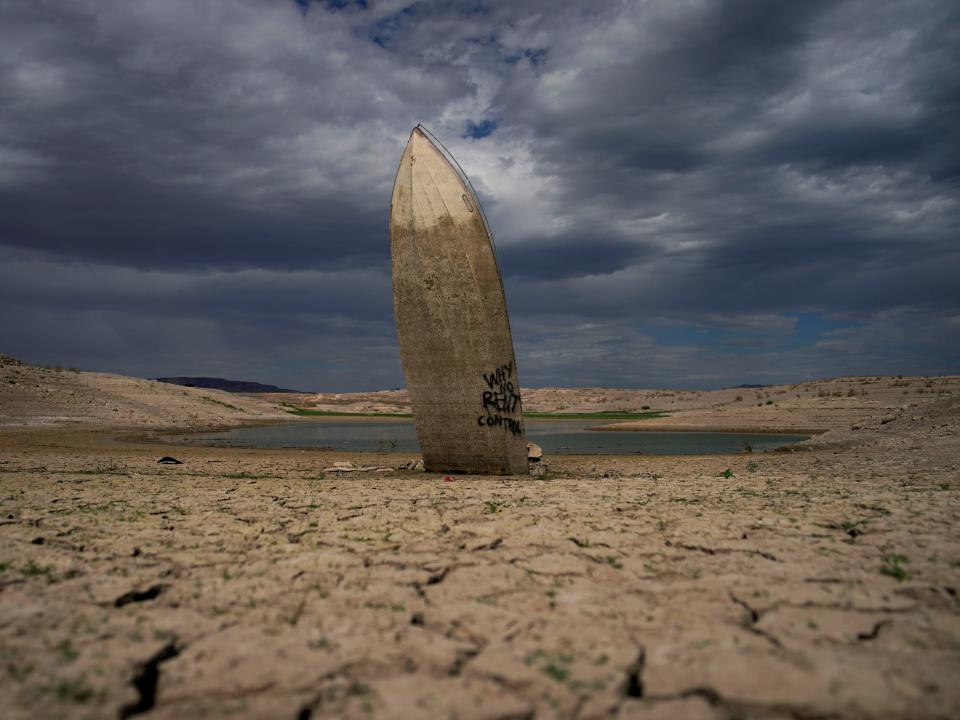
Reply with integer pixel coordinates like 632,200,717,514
169,420,808,455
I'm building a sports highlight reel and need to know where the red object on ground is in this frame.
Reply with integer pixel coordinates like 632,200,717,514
443,476,455,482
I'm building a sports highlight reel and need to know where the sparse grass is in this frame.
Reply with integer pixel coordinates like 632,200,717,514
6,661,35,682
287,408,412,417
260,408,673,422
200,395,245,412
880,554,910,582
77,501,114,513
524,650,575,683
307,636,330,651
74,462,125,475
22,560,53,577
56,640,79,664
527,411,668,420
363,601,405,612
44,676,94,703
719,468,734,479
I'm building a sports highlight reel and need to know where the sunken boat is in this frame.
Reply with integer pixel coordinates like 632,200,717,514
389,125,528,474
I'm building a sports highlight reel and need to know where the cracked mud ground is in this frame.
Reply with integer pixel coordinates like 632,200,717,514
1,412,959,720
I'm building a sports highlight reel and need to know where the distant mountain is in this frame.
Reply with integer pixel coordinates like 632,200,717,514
155,376,305,393
730,383,768,389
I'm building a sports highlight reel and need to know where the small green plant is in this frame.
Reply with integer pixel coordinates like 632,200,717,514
765,399,774,405
880,554,910,581
719,469,734,479
45,676,94,703
524,650,574,683
483,500,505,514
605,555,623,569
545,588,557,609
307,636,330,651
6,661,35,682
746,461,758,472
543,660,569,682
56,640,79,663
22,560,53,577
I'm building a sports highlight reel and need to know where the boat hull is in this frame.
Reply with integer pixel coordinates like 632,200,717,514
389,127,528,475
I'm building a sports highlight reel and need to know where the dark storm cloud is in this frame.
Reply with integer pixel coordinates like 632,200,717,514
1,0,957,389
0,176,389,271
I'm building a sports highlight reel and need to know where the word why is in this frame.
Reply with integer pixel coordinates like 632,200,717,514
478,360,523,436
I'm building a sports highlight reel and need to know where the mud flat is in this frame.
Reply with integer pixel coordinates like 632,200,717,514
1,363,959,718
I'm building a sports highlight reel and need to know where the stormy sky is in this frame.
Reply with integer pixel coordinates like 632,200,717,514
1,0,957,391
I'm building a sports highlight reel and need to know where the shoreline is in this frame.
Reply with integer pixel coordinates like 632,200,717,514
135,416,814,457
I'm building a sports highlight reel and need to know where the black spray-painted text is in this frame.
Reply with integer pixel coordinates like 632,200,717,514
477,360,523,436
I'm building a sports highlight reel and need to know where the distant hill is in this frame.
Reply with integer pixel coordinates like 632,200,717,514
155,376,305,393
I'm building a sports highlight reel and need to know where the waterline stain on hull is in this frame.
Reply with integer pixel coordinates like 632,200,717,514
390,126,528,474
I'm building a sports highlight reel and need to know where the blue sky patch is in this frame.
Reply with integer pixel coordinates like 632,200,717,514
463,119,498,139
368,4,417,48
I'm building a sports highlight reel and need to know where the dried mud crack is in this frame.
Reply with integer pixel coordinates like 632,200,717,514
119,639,180,719
113,584,166,608
1,385,959,718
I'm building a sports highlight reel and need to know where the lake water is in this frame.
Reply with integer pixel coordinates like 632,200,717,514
170,420,808,455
